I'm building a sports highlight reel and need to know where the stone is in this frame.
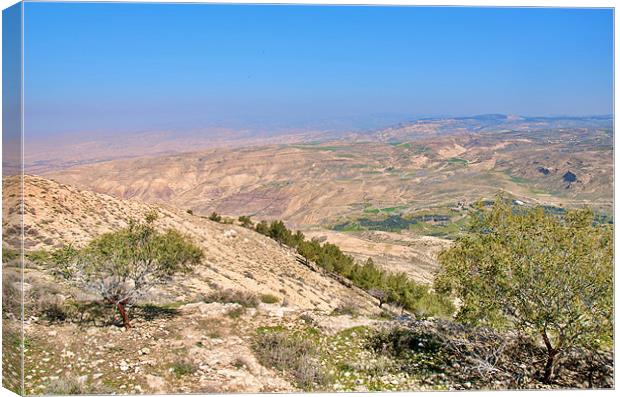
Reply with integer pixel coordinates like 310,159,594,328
146,374,166,392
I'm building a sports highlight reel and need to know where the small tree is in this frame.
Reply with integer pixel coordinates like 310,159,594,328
268,220,292,245
255,220,270,235
238,215,253,228
368,288,388,308
435,199,613,383
69,213,203,328
209,212,222,222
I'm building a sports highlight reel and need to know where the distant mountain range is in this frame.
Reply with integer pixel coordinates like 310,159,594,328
20,114,612,174
371,114,612,141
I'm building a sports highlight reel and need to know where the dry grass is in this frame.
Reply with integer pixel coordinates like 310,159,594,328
253,332,330,390
204,289,259,308
331,300,359,316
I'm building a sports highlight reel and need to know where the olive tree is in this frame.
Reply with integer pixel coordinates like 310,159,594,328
435,199,613,383
68,213,203,328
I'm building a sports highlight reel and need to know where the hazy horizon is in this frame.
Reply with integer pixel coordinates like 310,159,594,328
23,3,613,138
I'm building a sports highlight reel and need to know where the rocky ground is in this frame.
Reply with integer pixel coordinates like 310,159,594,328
5,297,612,395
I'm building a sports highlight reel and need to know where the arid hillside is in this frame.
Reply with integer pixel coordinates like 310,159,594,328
3,175,395,394
44,127,613,231
3,175,380,314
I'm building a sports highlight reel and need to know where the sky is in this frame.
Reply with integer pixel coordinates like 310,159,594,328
22,3,614,137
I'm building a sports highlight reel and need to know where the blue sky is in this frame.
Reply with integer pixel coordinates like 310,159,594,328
23,3,613,137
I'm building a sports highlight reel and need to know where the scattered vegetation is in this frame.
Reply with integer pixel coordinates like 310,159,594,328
367,320,613,389
2,269,21,317
256,219,454,318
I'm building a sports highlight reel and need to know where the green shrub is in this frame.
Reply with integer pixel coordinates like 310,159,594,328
171,360,197,377
238,215,253,228
367,327,442,358
208,212,222,222
2,247,18,263
26,250,51,265
260,294,279,304
255,220,270,235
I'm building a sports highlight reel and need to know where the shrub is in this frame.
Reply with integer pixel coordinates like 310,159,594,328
253,332,330,390
299,313,316,325
44,377,95,395
435,198,613,383
238,215,253,228
268,220,292,245
368,326,442,358
331,300,359,316
208,212,222,222
227,306,246,319
204,289,259,308
171,360,197,377
2,270,21,317
255,220,270,235
2,247,18,263
260,293,279,304
26,250,51,265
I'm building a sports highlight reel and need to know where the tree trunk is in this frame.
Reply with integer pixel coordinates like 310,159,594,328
543,350,557,384
541,330,557,384
116,302,131,329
